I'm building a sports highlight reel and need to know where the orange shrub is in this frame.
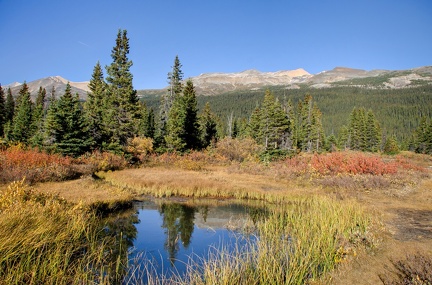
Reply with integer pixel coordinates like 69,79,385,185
311,152,398,176
0,147,75,184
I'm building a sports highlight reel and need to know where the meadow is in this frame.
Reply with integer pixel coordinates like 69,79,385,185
0,143,431,284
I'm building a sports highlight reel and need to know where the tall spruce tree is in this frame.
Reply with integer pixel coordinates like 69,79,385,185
0,85,5,137
104,29,139,150
412,117,432,154
84,61,107,149
158,55,184,146
258,90,290,150
365,110,381,152
29,87,47,147
296,95,324,152
165,80,200,151
346,108,381,152
182,80,200,149
45,83,88,156
199,102,218,148
11,82,34,143
248,106,261,140
5,88,15,123
138,102,155,139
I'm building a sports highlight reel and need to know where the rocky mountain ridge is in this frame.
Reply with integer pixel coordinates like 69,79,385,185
2,76,90,100
3,66,432,99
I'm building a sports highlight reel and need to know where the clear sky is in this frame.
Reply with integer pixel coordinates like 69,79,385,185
1,0,431,89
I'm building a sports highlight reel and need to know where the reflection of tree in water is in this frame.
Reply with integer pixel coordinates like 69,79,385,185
101,211,139,283
160,203,196,265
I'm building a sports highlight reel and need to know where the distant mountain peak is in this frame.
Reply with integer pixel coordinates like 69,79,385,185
6,76,89,100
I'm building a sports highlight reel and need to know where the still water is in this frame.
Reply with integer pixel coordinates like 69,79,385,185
126,200,263,278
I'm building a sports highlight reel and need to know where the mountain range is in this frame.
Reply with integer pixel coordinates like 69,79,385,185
3,66,432,100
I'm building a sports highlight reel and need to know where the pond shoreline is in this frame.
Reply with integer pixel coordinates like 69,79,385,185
4,158,432,284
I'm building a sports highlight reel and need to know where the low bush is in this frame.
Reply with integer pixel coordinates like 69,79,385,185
215,137,263,163
0,146,76,184
81,150,128,172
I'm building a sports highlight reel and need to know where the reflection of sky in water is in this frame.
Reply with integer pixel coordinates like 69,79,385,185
128,201,252,278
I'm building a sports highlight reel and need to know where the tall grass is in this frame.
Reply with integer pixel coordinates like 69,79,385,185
179,197,375,285
123,197,376,285
0,180,127,285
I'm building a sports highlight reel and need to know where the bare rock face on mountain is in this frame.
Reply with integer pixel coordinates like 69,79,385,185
191,68,312,95
4,76,89,100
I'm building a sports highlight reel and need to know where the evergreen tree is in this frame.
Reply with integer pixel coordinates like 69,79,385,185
182,80,200,149
383,135,400,155
199,102,218,148
365,110,381,152
412,117,432,154
309,105,325,152
337,125,349,149
258,90,290,150
165,94,186,151
104,29,139,149
346,108,381,152
5,88,15,123
0,85,5,137
138,102,155,138
296,95,324,152
325,133,338,151
45,83,89,156
158,55,184,146
11,82,34,143
248,106,261,140
29,87,47,147
84,61,107,149
165,80,200,151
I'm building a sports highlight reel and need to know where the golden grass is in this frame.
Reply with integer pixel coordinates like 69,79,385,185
0,180,127,284
96,165,318,203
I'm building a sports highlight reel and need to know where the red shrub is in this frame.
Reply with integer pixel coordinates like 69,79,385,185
0,147,74,184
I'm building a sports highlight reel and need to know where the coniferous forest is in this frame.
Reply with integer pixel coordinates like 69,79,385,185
1,29,431,158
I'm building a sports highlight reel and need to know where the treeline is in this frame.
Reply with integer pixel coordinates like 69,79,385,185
0,29,431,157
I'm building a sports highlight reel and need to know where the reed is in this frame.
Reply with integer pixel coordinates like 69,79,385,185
177,196,375,285
0,180,127,285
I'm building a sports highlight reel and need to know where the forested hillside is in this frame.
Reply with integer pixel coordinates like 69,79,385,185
140,84,432,144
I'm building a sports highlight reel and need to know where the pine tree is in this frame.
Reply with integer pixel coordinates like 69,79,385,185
11,82,34,143
346,108,381,152
84,61,107,149
0,85,5,137
182,80,200,149
412,117,432,154
199,102,218,148
158,55,184,146
258,90,290,150
45,83,89,156
138,102,155,138
29,87,47,147
248,106,261,140
5,88,15,123
383,135,400,155
365,110,381,152
104,29,139,150
309,105,325,152
296,95,324,152
165,80,200,151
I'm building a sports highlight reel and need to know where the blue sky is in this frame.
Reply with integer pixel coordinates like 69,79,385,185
1,0,431,89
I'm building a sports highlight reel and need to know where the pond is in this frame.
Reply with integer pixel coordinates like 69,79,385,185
125,200,265,280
